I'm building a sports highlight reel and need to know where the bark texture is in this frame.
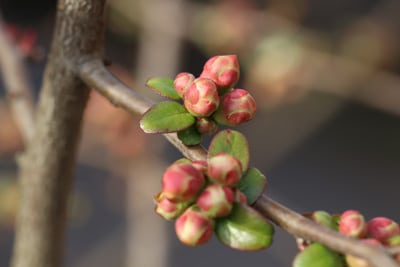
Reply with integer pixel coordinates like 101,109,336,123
11,1,106,267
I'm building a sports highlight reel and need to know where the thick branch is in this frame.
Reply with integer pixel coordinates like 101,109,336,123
0,23,35,143
10,1,106,267
78,59,398,267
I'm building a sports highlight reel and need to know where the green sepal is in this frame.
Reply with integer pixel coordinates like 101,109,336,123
293,243,344,267
146,77,181,100
208,130,250,172
140,101,195,133
237,168,267,204
177,126,202,146
215,203,274,251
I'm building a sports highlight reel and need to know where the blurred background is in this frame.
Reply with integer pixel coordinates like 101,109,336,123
0,0,400,266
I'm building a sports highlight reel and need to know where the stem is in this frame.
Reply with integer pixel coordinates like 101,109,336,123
10,1,106,267
255,196,398,267
78,59,399,267
0,22,35,143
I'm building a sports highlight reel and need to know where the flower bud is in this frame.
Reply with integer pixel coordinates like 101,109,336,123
385,234,400,246
197,184,235,218
345,239,381,267
339,210,367,238
311,211,337,231
154,192,189,220
207,152,242,186
162,162,205,202
213,89,256,126
175,207,214,246
234,189,248,204
174,72,195,98
196,117,218,135
200,55,240,91
367,217,400,242
191,160,207,173
183,78,219,117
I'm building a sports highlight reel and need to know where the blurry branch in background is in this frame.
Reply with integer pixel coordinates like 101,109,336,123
109,0,400,116
0,17,35,144
78,57,399,267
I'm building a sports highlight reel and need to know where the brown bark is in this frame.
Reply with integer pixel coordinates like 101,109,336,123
10,1,106,267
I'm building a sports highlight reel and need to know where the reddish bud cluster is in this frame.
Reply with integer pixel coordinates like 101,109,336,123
303,209,400,266
173,55,257,136
154,152,249,246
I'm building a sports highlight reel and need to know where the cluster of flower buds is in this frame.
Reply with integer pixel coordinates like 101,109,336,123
173,55,257,136
300,209,400,266
154,152,248,246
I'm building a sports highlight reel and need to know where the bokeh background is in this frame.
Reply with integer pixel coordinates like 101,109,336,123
0,0,400,266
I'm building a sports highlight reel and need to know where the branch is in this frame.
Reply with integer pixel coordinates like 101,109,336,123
10,1,106,267
0,22,35,143
78,58,398,267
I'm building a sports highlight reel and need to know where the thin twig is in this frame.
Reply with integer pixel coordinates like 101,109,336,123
0,21,35,143
255,196,398,267
78,58,399,267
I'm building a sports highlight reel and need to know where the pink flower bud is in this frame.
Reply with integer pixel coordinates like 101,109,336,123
339,210,367,238
162,162,205,202
234,189,248,204
367,217,400,242
200,55,240,91
183,78,219,117
154,192,189,220
196,117,218,135
213,89,256,126
197,184,235,218
174,72,195,98
175,207,214,246
191,160,207,173
207,152,242,186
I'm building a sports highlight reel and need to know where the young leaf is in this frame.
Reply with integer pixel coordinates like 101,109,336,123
215,203,274,251
238,168,267,204
208,130,250,172
146,77,181,100
140,101,195,133
293,243,344,267
177,126,202,146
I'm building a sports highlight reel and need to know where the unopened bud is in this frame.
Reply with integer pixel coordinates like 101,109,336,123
385,234,400,246
154,192,189,220
162,162,205,202
175,207,214,246
191,160,207,173
196,117,218,135
200,55,240,91
174,72,195,98
367,217,400,242
197,184,235,218
234,189,248,204
311,211,337,230
213,89,256,126
339,210,367,238
207,152,242,186
183,78,219,117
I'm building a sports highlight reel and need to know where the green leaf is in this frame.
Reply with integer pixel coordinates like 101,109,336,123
215,203,274,251
140,101,195,133
238,168,267,204
146,77,181,100
208,130,250,172
178,126,202,146
293,243,344,267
